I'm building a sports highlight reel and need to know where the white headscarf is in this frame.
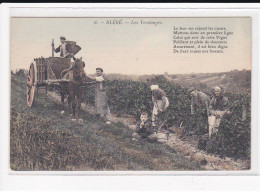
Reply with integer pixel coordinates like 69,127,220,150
151,85,159,91
214,86,221,92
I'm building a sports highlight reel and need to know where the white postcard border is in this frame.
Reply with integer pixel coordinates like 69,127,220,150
0,3,259,190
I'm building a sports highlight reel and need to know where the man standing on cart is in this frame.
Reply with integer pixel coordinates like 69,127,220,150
52,36,74,59
51,36,76,69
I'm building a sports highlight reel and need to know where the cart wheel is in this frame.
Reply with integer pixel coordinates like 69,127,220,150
27,63,36,107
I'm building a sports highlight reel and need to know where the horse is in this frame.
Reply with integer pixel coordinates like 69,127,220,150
60,57,86,120
59,71,71,115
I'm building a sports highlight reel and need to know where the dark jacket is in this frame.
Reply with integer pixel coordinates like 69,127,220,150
54,43,69,57
209,95,229,115
191,91,210,115
152,89,166,101
136,121,153,137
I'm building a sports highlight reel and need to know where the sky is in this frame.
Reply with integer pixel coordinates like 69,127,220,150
10,17,251,75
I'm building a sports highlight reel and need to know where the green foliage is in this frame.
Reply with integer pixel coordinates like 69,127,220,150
84,79,251,160
15,69,26,77
11,73,201,171
207,94,251,160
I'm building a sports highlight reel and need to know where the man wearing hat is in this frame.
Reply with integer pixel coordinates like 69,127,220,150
208,86,231,138
151,85,169,129
187,87,210,149
52,36,72,58
86,67,111,124
187,87,210,116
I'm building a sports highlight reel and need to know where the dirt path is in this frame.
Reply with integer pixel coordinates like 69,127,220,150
47,91,247,171
167,134,247,170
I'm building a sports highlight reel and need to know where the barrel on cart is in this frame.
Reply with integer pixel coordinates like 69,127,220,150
26,40,81,107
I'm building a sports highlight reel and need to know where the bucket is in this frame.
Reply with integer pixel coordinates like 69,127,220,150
156,132,168,143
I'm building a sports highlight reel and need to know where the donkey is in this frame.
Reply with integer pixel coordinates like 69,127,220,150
60,57,86,120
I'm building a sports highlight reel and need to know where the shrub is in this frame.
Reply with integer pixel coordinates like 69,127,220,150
83,79,250,160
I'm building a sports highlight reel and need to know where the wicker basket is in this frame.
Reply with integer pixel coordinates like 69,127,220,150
65,41,81,55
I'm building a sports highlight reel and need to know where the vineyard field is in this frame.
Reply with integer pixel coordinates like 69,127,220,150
84,78,251,160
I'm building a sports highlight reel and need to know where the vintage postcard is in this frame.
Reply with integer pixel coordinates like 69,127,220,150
9,16,252,173
10,17,252,171
1,3,260,191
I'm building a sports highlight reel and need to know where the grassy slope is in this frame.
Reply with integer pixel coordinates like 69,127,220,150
10,74,200,171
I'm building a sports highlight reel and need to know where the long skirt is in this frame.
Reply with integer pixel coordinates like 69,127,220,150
95,90,109,115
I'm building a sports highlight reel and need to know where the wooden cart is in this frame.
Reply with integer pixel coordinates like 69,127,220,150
26,40,81,107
